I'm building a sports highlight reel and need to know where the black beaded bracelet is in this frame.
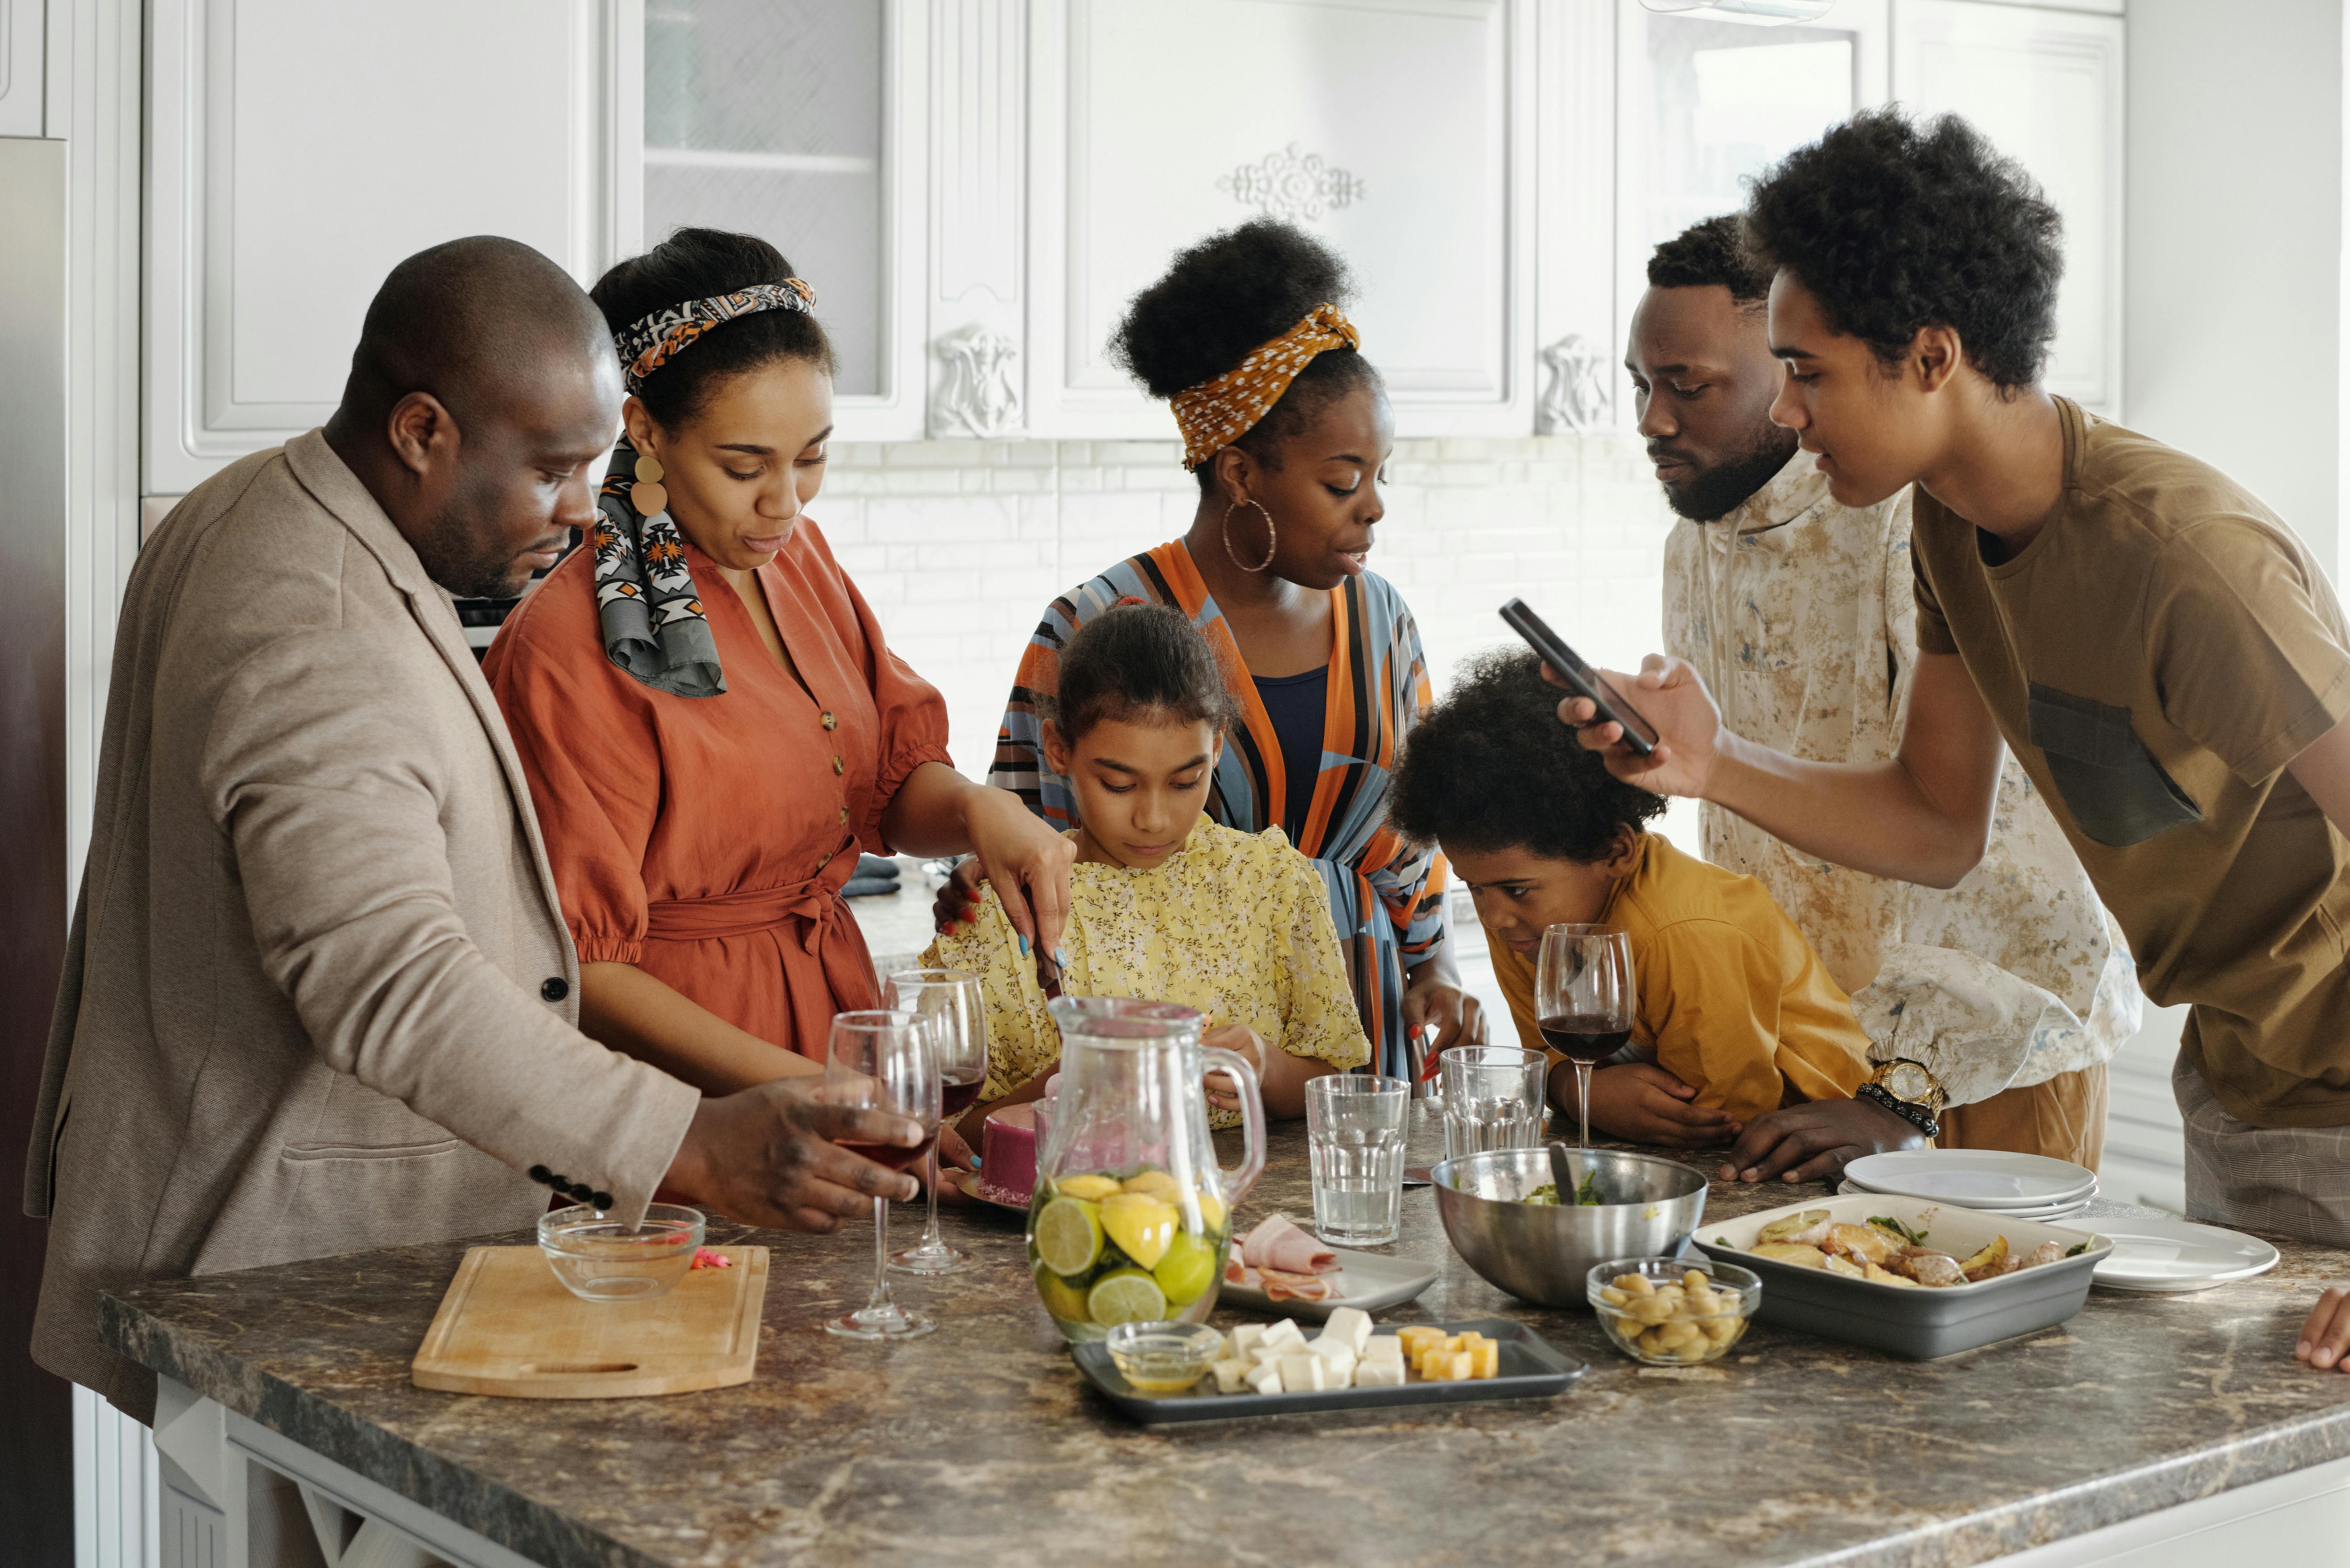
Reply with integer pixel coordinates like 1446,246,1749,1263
1856,1082,1939,1141
529,1164,613,1211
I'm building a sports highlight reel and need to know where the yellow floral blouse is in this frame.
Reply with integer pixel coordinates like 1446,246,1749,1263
922,817,1371,1122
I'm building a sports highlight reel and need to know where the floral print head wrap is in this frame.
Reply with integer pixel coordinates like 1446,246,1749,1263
1167,303,1360,470
613,278,817,395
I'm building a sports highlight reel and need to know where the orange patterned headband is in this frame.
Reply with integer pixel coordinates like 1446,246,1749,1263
1168,303,1361,470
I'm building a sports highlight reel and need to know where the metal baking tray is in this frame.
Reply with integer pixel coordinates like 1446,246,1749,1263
1696,1194,2113,1360
1070,1318,1586,1425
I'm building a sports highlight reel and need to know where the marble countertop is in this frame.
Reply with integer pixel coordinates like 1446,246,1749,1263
106,1121,2350,1568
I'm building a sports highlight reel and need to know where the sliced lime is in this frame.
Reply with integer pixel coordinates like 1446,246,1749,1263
1153,1230,1218,1307
1086,1267,1169,1327
1032,1196,1104,1277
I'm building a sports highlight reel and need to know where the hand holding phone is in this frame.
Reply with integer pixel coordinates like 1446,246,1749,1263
1498,599,1660,758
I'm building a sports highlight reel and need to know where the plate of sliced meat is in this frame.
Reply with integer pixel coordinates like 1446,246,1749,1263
1217,1212,1440,1319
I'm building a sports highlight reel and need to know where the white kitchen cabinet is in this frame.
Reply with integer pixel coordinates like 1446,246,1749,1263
143,0,635,494
0,0,43,137
1026,0,1537,440
1893,0,2125,419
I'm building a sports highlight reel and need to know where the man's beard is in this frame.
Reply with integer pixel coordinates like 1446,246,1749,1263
415,492,537,600
1656,424,1801,522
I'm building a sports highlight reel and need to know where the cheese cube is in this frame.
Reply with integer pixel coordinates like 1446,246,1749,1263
1434,1350,1474,1382
1250,1343,1287,1369
1322,1306,1372,1354
1210,1358,1250,1394
1361,1335,1405,1365
1310,1331,1356,1362
1278,1353,1328,1392
1468,1339,1499,1379
1313,1343,1357,1384
1394,1325,1444,1355
1229,1323,1267,1358
1245,1362,1284,1395
1354,1357,1406,1388
1261,1318,1307,1352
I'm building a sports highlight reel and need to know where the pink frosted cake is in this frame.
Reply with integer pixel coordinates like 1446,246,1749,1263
978,1103,1038,1206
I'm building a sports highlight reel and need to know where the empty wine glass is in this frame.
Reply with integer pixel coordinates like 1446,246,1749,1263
1536,925,1635,1150
885,968,987,1276
822,1010,940,1340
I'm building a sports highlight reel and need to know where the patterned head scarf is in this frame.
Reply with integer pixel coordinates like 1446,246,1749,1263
590,279,821,696
591,440,724,697
1167,303,1360,470
613,278,817,395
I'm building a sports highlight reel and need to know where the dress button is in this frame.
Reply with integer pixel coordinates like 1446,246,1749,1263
820,712,837,730
541,976,569,1003
839,806,849,825
833,756,844,775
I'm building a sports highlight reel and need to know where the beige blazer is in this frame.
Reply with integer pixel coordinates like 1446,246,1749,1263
24,432,701,1421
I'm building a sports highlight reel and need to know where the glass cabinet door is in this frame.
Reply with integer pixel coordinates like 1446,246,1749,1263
642,0,888,396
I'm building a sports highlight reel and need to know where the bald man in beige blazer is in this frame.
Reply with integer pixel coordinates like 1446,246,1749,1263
25,238,922,1422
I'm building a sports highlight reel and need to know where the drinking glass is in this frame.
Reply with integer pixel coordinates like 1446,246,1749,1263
1439,1046,1546,1161
1305,1074,1410,1246
822,1010,941,1340
1536,924,1636,1149
885,968,987,1276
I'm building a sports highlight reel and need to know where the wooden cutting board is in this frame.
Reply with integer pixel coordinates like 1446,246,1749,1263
411,1244,768,1399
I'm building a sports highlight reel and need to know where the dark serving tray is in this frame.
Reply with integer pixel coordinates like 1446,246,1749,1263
1070,1318,1586,1425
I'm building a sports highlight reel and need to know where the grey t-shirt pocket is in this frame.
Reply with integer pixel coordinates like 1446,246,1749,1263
2027,683,2203,847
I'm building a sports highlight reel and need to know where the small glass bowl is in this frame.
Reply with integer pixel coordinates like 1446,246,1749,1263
1587,1256,1761,1367
1104,1321,1225,1394
538,1203,705,1303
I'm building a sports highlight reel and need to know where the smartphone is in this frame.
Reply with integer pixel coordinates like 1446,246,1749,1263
1499,598,1659,758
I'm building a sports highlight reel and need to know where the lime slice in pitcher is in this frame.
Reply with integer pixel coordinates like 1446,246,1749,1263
1086,1268,1169,1327
1034,1197,1104,1277
1153,1230,1218,1307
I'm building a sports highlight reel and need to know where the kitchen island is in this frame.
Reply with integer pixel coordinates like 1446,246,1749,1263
107,1123,2350,1568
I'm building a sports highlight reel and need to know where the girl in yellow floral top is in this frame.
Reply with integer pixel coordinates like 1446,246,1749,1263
927,604,1369,1136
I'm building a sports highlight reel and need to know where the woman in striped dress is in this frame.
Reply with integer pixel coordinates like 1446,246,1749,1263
940,219,1485,1077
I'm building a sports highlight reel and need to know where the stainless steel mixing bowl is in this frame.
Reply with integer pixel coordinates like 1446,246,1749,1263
1433,1147,1708,1309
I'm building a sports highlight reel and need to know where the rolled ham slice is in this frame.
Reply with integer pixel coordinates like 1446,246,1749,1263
1241,1212,1339,1275
1260,1268,1339,1303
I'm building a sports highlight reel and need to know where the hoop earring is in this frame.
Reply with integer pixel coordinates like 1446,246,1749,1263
1222,498,1277,573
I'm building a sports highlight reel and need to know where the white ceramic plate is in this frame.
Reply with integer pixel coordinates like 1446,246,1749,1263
1845,1150,2097,1208
2088,1215,2281,1294
1837,1179,2092,1222
1217,1247,1440,1321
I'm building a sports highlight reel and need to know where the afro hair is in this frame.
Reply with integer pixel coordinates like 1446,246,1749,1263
1647,214,1773,306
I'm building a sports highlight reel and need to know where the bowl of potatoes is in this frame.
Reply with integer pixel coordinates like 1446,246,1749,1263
1588,1258,1760,1366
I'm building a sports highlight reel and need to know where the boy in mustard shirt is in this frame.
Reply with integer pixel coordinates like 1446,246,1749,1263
1389,650,1871,1144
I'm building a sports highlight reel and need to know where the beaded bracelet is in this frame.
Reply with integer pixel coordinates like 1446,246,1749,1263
1855,1082,1940,1142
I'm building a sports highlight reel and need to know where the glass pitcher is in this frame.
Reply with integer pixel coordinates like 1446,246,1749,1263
1025,997,1266,1343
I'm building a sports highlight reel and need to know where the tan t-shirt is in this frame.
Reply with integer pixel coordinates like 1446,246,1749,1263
1912,397,2350,1127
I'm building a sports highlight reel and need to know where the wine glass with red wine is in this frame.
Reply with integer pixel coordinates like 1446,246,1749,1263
884,968,988,1276
1536,924,1635,1150
822,1009,941,1340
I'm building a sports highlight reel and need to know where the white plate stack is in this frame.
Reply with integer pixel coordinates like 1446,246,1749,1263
1839,1149,2097,1223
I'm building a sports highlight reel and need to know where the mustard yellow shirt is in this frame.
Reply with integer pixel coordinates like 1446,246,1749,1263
923,817,1371,1121
1487,834,1871,1124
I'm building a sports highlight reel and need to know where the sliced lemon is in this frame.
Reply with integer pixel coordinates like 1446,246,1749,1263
1034,1263,1091,1324
1053,1173,1121,1203
1119,1168,1179,1198
1192,1188,1228,1234
1032,1196,1103,1277
1152,1229,1218,1307
1086,1267,1169,1327
1099,1192,1178,1270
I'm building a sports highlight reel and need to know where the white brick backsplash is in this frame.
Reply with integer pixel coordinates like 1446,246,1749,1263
808,435,1674,772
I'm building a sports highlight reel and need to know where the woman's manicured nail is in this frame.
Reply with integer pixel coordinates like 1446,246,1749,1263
1018,933,1029,957
1055,946,1068,966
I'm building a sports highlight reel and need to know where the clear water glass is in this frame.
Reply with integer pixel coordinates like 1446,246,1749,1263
1306,1074,1409,1246
1439,1046,1546,1162
883,968,987,1277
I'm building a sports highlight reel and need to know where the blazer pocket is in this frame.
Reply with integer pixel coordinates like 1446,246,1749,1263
2027,683,2203,847
280,1137,462,1162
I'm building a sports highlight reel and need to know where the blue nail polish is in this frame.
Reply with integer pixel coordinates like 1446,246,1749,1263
1018,933,1029,957
1055,946,1068,966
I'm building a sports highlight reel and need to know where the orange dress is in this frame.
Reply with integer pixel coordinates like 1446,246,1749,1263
483,518,951,1065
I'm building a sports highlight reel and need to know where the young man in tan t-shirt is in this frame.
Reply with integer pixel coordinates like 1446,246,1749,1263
1555,109,2350,1372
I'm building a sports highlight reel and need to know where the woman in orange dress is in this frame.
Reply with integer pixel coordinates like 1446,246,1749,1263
485,228,1073,1098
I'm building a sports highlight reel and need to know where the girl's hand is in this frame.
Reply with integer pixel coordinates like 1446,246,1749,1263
1203,1022,1266,1112
961,786,1077,960
1402,973,1486,1057
1573,1062,1740,1148
931,856,986,936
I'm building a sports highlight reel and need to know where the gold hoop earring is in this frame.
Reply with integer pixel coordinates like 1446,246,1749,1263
1222,498,1277,573
631,449,668,517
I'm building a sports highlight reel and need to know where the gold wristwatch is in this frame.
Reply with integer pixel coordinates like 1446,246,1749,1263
1856,1057,1946,1139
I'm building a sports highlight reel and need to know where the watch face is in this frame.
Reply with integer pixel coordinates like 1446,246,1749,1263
1880,1063,1936,1104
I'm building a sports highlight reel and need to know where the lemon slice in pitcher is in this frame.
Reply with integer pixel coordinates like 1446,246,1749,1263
1152,1230,1218,1307
1099,1193,1178,1269
1086,1268,1169,1327
1033,1196,1104,1277
1054,1174,1121,1203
